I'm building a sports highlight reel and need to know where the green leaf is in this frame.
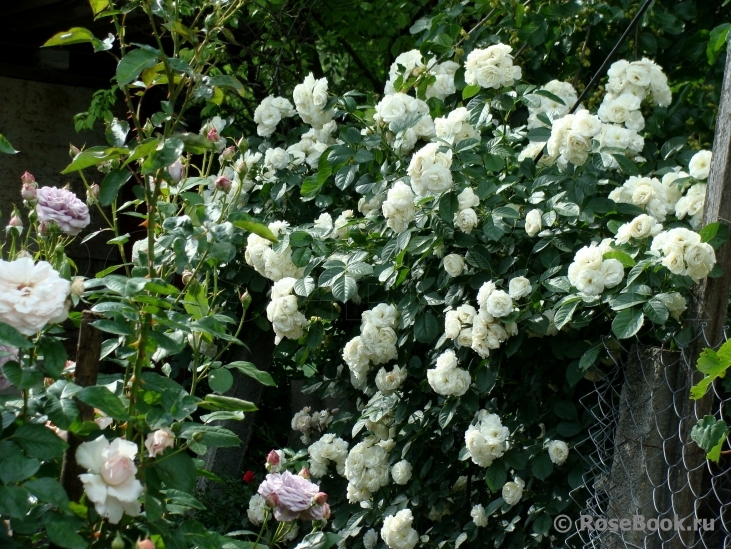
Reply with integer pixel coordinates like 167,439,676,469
39,337,67,379
208,368,234,393
438,398,458,428
143,137,184,173
91,319,134,336
99,170,132,206
708,23,731,65
25,478,70,510
0,486,30,517
414,311,438,343
332,275,357,302
46,519,87,549
0,133,18,154
609,292,646,311
439,192,459,223
43,27,95,47
155,450,197,492
89,0,109,15
699,222,729,249
231,219,277,242
225,362,276,386
2,362,44,389
117,48,159,86
294,532,344,549
691,416,728,454
462,84,480,100
306,322,325,350
203,394,258,413
62,146,123,174
553,299,580,330
611,308,644,339
579,345,601,371
484,461,507,492
0,321,33,347
209,75,244,90
603,250,636,267
612,153,640,176
0,443,40,483
178,423,241,447
13,423,68,459
643,299,669,324
76,386,130,420
691,341,731,399
531,452,554,480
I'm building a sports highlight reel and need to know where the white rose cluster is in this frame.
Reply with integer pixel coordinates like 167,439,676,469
609,175,679,222
384,50,459,101
444,304,477,348
344,436,391,502
247,494,270,525
650,228,716,282
286,121,336,169
343,303,399,390
464,44,522,90
374,93,434,153
293,73,335,129
615,214,663,245
359,193,385,217
375,364,408,395
567,240,625,296
291,406,334,445
464,410,509,467
308,433,349,477
407,143,453,198
546,110,602,168
454,187,480,234
266,278,308,344
435,107,480,144
597,93,644,131
675,183,706,230
605,58,672,107
527,80,578,128
470,282,517,358
382,181,416,233
427,349,471,397
381,509,419,549
244,222,303,281
253,95,296,137
595,122,645,169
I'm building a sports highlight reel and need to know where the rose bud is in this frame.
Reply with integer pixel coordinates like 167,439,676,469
145,427,175,457
240,290,252,310
242,470,255,483
181,270,194,285
8,215,22,228
21,172,35,185
264,492,279,508
206,128,219,142
86,183,99,205
321,503,331,520
215,176,232,192
69,145,81,158
220,146,236,162
168,159,184,184
298,467,311,479
312,492,328,506
266,449,280,466
21,182,37,201
70,277,85,297
137,540,155,549
237,137,249,154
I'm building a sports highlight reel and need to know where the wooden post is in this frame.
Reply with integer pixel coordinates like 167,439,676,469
671,41,731,548
59,311,103,503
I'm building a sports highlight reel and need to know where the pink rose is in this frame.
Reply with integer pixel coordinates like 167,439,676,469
144,428,174,458
257,471,323,521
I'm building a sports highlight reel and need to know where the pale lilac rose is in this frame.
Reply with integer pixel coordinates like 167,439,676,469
35,186,91,236
257,471,326,521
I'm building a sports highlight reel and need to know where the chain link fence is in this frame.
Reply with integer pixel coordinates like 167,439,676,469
569,325,731,548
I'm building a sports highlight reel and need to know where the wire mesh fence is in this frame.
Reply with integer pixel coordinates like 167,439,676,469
569,325,731,548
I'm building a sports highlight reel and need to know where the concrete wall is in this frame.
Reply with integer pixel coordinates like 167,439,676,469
0,76,118,275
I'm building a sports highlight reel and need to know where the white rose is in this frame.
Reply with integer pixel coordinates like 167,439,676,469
471,504,488,527
381,509,419,549
508,277,531,299
454,208,479,234
547,440,569,465
443,254,465,277
264,147,290,170
600,259,625,289
144,428,174,457
377,94,408,124
391,460,413,485
525,209,542,236
457,187,480,210
444,311,462,338
375,365,407,395
684,243,716,282
363,529,379,549
502,477,525,505
247,494,269,525
484,290,513,318
689,150,712,181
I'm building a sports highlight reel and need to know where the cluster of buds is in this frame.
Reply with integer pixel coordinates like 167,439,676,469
291,407,336,445
21,171,37,202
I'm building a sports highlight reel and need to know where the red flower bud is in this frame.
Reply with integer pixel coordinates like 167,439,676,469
266,450,280,466
21,172,35,185
264,492,279,508
242,470,255,483
312,492,328,506
215,176,232,192
206,128,219,142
